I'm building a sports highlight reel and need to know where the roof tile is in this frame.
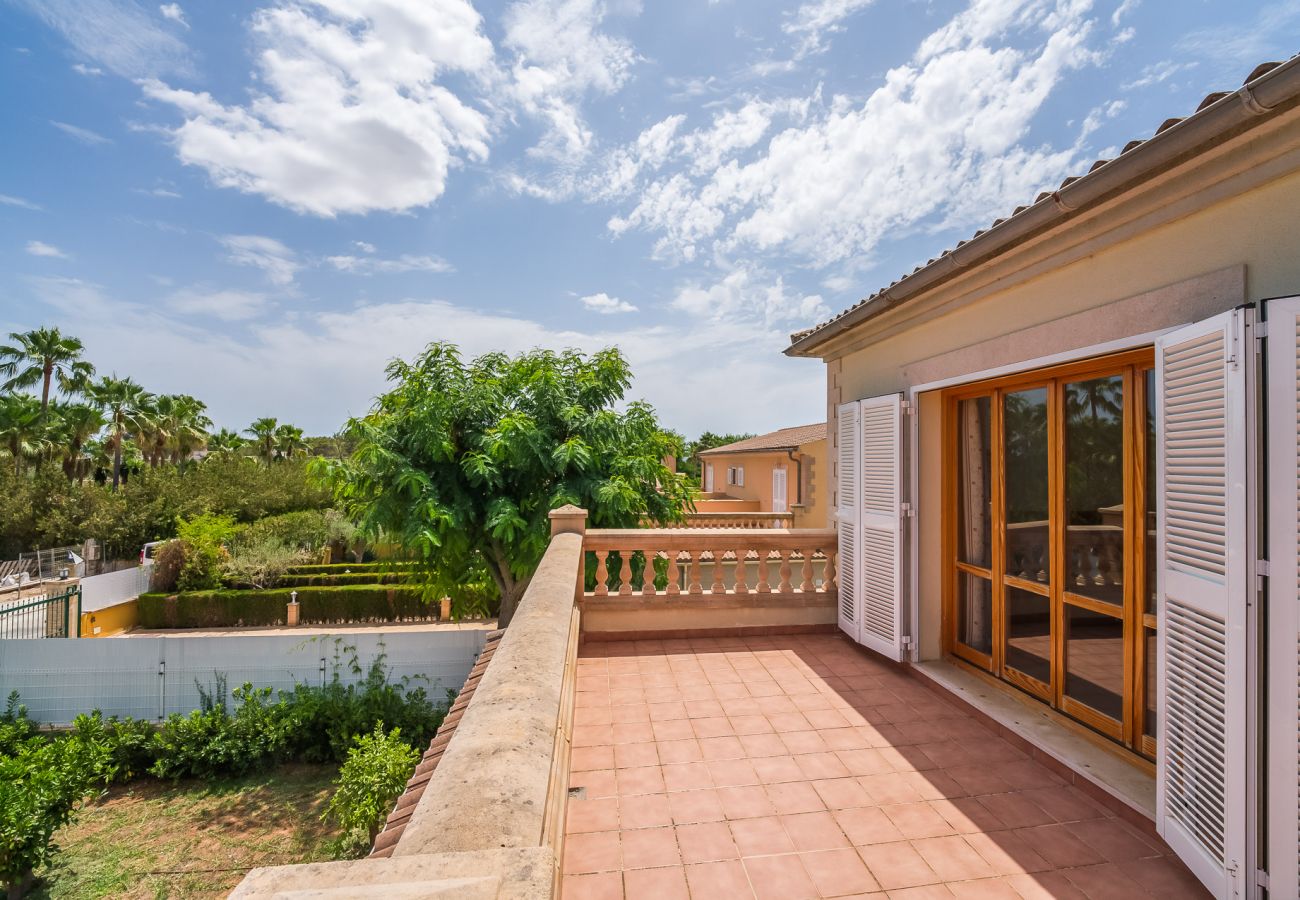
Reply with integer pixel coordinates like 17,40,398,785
697,422,826,456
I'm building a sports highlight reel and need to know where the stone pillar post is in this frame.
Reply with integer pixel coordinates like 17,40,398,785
548,505,588,537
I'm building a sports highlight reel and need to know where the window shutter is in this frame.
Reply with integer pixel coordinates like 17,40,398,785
1155,308,1251,897
705,463,713,492
857,393,905,661
836,401,862,641
1266,297,1300,900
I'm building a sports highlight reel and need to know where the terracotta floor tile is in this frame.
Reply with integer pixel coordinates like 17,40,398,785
568,798,620,833
783,730,832,755
577,707,613,726
901,771,966,802
572,746,616,772
909,835,997,882
1117,856,1213,898
572,769,618,800
740,733,789,758
718,784,777,820
623,865,689,900
708,758,761,787
615,742,660,769
731,815,797,857
575,725,615,748
836,748,893,776
857,841,940,891
676,820,741,864
1018,786,1107,824
685,698,725,719
732,714,776,735
699,736,746,760
942,766,1013,796
1061,862,1152,899
648,701,688,721
609,689,645,707
753,755,805,784
669,788,725,824
657,739,703,765
651,718,695,742
561,871,622,900
973,793,1054,829
960,830,1052,876
621,827,680,869
662,762,713,793
686,859,754,897
801,848,881,897
927,797,1002,835
1001,871,1089,899
1066,818,1164,862
620,793,673,830
611,703,650,724
713,682,751,700
945,877,1023,899
811,777,873,810
1013,824,1105,869
820,727,867,751
770,712,815,733
805,708,853,730
833,806,906,846
767,781,826,814
744,853,819,900
882,802,957,840
859,773,926,806
882,885,954,899
692,716,736,739
796,751,854,780
564,831,622,874
617,766,666,796
780,810,851,851
612,722,655,745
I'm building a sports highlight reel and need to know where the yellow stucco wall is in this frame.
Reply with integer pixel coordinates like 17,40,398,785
698,437,828,528
81,599,139,637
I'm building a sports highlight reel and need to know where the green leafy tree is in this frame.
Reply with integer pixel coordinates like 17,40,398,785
323,724,420,857
315,343,690,624
0,393,43,475
246,417,279,465
49,402,105,481
87,375,149,490
274,423,307,461
0,326,94,418
681,431,756,484
206,428,248,458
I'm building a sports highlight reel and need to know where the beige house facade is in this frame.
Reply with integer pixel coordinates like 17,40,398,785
788,58,1300,899
696,423,828,528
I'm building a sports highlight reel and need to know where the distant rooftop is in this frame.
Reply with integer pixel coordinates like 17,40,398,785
698,422,826,456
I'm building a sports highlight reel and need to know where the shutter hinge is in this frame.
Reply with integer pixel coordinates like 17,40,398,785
901,636,915,650
900,502,915,518
900,399,914,414
1256,559,1271,577
1255,869,1270,890
1255,321,1269,340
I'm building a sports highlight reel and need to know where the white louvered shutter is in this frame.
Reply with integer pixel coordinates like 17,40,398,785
858,393,906,661
836,401,862,641
1266,296,1300,900
1155,309,1251,898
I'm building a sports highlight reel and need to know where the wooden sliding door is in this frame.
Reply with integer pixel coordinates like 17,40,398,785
944,349,1156,758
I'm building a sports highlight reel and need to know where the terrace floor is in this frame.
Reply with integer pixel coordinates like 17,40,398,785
563,633,1207,899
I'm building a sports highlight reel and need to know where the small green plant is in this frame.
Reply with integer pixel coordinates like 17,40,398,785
322,725,419,858
220,536,314,589
0,737,99,897
175,512,237,591
68,711,158,784
150,679,293,780
148,539,185,593
0,691,38,758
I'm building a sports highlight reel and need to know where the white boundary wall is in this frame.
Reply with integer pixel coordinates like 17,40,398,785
80,566,151,612
0,629,487,725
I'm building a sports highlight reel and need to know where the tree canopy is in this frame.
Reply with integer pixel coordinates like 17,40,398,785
315,343,691,624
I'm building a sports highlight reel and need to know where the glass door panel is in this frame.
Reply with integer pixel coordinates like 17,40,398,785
1003,387,1050,583
1005,585,1051,688
956,397,992,570
956,571,993,656
1063,603,1124,724
1063,375,1125,608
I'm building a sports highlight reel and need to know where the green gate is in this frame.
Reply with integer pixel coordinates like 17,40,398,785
0,585,80,639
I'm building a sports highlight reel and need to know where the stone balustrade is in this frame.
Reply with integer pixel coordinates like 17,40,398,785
680,510,795,529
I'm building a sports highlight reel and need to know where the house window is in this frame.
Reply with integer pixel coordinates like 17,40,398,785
944,348,1156,758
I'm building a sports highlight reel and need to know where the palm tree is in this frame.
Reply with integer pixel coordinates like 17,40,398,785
169,395,211,468
0,393,43,474
87,375,148,490
0,327,95,418
274,423,307,461
206,428,248,458
48,401,105,480
246,417,279,465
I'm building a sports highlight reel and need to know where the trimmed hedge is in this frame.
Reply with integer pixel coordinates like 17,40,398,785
286,563,415,576
138,586,437,629
275,573,406,587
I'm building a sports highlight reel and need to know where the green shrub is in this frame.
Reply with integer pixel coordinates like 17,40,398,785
220,537,314,589
0,737,100,897
68,711,158,784
149,539,184,592
230,509,355,553
323,725,419,857
137,585,443,629
175,513,237,591
149,679,294,780
275,573,406,587
286,562,414,575
0,692,38,758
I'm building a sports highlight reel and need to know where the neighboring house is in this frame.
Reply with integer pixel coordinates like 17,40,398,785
696,423,827,527
787,58,1300,899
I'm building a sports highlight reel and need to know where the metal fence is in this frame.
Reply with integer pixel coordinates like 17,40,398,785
0,628,488,725
0,586,77,639
81,566,151,612
17,545,82,581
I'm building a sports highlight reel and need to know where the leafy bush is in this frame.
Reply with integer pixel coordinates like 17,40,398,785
276,572,406,587
0,692,38,758
0,737,99,897
137,585,444,629
68,711,157,784
149,678,294,780
174,513,237,591
149,539,184,592
230,509,355,553
323,725,419,857
220,537,314,590
287,562,414,575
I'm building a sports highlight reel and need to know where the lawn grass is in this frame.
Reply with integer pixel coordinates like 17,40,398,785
31,763,340,899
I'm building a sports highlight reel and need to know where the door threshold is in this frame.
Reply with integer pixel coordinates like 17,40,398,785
908,657,1158,830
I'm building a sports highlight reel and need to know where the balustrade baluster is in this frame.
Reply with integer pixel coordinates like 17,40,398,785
688,551,703,595
667,551,682,596
734,545,749,594
800,549,815,592
711,549,727,594
822,548,835,596
640,550,656,595
619,551,634,596
594,551,609,597
755,549,770,592
778,550,793,593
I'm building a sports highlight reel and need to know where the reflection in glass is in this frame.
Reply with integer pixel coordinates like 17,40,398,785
1006,586,1051,685
957,397,992,569
957,572,993,655
1065,604,1124,721
1144,369,1157,615
1144,627,1157,740
1004,388,1050,581
1064,376,1125,607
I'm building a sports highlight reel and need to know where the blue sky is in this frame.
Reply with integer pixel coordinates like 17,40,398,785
1,0,1297,438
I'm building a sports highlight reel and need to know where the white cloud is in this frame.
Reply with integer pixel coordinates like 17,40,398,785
326,254,454,274
51,120,113,145
11,0,190,79
142,0,494,217
159,3,188,28
783,0,876,58
219,234,300,286
25,240,68,258
166,287,268,321
502,0,640,163
353,241,377,254
23,276,824,437
1111,0,1139,26
672,266,829,327
606,0,1101,267
0,194,42,211
580,291,637,313
138,186,182,198
72,63,104,76
1121,58,1194,91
